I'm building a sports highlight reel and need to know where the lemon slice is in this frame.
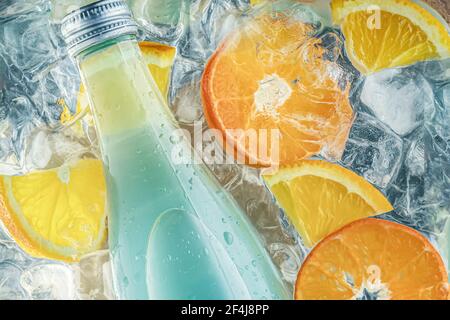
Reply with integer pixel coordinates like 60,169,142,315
0,159,107,262
263,160,393,247
331,0,450,74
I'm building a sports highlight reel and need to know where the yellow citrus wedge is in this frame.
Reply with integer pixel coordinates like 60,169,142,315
0,159,107,262
139,41,177,97
331,0,450,74
263,160,393,247
295,218,449,300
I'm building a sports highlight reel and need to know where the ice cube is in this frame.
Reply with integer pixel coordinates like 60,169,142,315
268,243,304,285
407,134,426,175
75,250,115,300
384,132,427,230
0,0,48,19
129,0,191,42
0,224,77,300
0,236,31,267
442,84,449,110
359,67,435,137
20,264,77,300
131,0,184,26
170,58,204,124
384,61,450,236
341,112,403,189
0,262,27,300
1,2,58,77
418,59,450,84
0,2,86,175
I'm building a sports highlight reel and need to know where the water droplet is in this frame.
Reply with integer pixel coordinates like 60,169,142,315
223,232,234,245
123,277,129,287
169,134,180,144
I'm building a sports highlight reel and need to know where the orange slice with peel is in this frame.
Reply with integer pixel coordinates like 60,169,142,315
295,218,449,300
331,0,450,74
201,13,353,167
263,160,393,247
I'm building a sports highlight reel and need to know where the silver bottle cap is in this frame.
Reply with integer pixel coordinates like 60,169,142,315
61,0,138,57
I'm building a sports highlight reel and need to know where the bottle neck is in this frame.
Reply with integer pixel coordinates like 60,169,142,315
78,37,176,144
77,37,168,139
76,34,137,63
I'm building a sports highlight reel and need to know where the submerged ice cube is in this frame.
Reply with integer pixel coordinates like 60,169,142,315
442,84,449,112
1,1,57,77
0,262,26,300
76,250,115,300
383,60,450,237
341,112,403,189
384,129,450,236
0,1,86,175
0,224,79,300
20,264,76,300
360,68,434,137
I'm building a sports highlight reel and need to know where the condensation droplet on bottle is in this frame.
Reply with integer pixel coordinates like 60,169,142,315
169,134,179,144
223,232,234,245
123,277,129,287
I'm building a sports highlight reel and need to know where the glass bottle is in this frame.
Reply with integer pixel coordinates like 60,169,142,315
61,0,288,300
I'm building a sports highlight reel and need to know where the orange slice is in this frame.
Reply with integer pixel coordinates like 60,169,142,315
263,160,393,247
295,218,449,300
201,13,354,167
331,0,450,74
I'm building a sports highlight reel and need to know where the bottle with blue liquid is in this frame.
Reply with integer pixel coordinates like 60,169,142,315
60,0,288,300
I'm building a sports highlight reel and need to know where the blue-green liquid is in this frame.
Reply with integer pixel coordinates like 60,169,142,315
103,126,287,299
